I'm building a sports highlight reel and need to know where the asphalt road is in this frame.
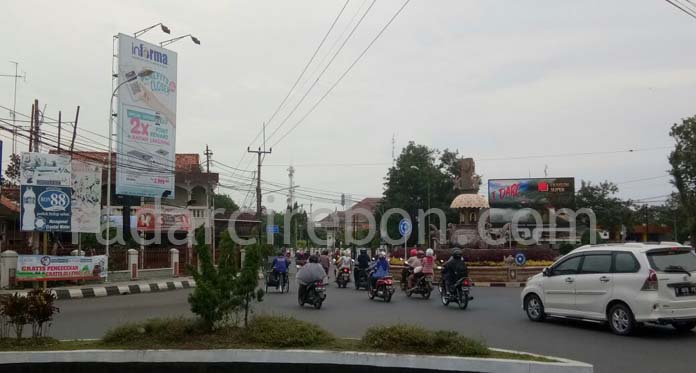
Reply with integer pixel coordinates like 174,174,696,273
51,282,696,373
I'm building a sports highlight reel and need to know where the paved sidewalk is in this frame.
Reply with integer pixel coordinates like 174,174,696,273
0,277,196,300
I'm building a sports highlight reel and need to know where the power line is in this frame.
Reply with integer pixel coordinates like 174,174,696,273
230,1,352,181
265,0,377,144
270,0,412,148
664,0,696,20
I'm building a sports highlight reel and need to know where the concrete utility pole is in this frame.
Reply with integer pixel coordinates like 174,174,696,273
248,146,271,242
204,145,212,173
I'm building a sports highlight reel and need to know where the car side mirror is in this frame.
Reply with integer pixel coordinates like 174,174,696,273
542,267,550,277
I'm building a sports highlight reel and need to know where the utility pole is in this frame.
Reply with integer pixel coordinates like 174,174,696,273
0,62,26,154
204,145,212,173
248,146,272,242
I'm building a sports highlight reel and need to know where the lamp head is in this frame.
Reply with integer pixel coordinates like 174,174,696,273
191,36,201,45
161,24,171,34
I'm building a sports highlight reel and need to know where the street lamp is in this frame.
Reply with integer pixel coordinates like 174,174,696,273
106,69,154,260
134,23,171,38
160,34,201,47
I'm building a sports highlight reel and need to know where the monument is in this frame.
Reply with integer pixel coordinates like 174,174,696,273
447,158,489,249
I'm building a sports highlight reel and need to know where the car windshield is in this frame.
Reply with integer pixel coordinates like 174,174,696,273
647,249,696,272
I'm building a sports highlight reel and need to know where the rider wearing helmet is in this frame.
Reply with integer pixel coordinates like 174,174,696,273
296,254,327,301
408,250,426,289
441,248,469,294
271,249,291,283
403,248,420,287
355,248,370,284
421,248,435,277
369,250,390,289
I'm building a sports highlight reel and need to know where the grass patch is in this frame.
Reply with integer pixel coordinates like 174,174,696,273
0,317,555,363
243,315,334,347
362,324,489,357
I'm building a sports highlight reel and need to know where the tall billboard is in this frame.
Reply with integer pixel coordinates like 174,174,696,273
488,178,575,209
20,153,72,232
116,33,177,198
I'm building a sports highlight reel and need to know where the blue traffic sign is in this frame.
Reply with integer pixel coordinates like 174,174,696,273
515,252,527,266
398,219,412,236
266,225,280,234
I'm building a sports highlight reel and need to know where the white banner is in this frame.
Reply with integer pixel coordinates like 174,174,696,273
71,160,102,233
16,255,107,282
20,152,71,187
116,33,177,198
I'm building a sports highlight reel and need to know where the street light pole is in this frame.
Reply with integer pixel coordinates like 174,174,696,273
106,69,154,259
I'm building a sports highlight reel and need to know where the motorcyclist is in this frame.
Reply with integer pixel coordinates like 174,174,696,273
369,250,390,290
402,248,419,286
319,250,331,279
296,255,327,301
441,248,469,295
271,249,290,284
355,248,370,284
421,248,435,278
408,250,426,289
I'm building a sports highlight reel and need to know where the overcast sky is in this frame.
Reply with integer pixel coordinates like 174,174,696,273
2,0,693,213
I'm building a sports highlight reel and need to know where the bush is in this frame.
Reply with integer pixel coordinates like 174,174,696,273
244,315,334,347
27,289,59,338
103,317,205,344
558,243,575,255
0,293,31,339
362,324,489,357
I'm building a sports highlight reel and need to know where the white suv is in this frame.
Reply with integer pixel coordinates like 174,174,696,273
522,243,696,335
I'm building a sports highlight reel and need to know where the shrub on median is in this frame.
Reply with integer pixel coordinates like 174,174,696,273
102,317,207,344
362,324,489,357
243,315,334,347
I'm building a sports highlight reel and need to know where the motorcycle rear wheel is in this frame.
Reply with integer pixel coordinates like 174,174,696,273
439,285,449,306
457,289,469,310
314,301,323,310
385,292,392,303
423,289,432,300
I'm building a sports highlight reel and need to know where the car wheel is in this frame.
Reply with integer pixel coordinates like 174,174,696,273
672,321,696,333
608,303,635,336
524,294,546,322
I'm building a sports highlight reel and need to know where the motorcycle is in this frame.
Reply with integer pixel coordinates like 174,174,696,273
354,268,369,290
438,277,473,310
405,274,433,299
336,267,351,288
298,281,326,309
367,273,395,302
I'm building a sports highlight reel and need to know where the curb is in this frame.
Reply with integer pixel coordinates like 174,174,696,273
2,279,196,300
0,348,594,373
473,282,525,288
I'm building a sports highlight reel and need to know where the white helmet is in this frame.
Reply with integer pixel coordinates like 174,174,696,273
426,248,434,257
344,249,351,257
377,250,386,258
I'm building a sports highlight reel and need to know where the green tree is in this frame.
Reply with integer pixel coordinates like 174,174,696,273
379,142,457,246
669,116,696,243
187,229,240,330
575,181,634,240
3,153,20,187
234,244,267,327
213,193,239,214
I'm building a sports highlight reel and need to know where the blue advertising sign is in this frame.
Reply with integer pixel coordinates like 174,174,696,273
266,225,279,234
20,185,72,232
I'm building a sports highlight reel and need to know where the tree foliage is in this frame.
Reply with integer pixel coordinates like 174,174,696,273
379,142,459,246
3,153,20,187
575,181,634,238
213,193,239,214
669,116,696,242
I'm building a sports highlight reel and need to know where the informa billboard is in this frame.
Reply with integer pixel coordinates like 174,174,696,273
71,160,102,233
488,178,575,209
116,33,177,198
16,255,107,282
20,153,72,232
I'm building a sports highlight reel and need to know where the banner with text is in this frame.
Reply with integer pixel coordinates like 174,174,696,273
16,255,108,282
20,153,72,232
116,33,177,198
71,160,102,233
